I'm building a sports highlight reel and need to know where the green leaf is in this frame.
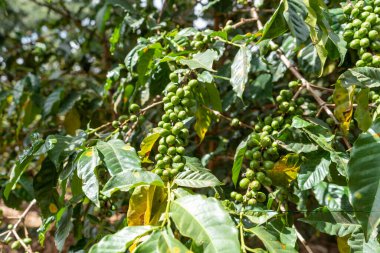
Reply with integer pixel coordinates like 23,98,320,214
194,106,212,142
348,230,380,253
45,135,82,167
77,147,100,206
180,49,218,72
96,139,141,176
184,156,209,172
299,208,360,237
283,0,309,44
260,1,288,40
174,170,221,188
137,43,162,85
138,132,161,158
135,229,190,253
198,71,214,83
102,170,164,197
33,158,60,218
230,46,251,100
96,4,111,32
55,206,73,251
355,88,372,131
231,138,248,186
328,31,347,66
89,226,153,253
124,13,144,32
313,182,351,211
297,44,321,76
4,140,43,198
297,151,331,190
247,226,297,253
170,195,240,253
348,118,380,240
125,44,146,72
249,73,273,103
267,219,297,248
244,210,278,225
43,87,64,117
339,67,380,89
205,82,222,111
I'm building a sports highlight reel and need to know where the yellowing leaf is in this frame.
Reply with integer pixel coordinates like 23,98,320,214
127,185,167,226
333,81,354,135
337,236,350,253
267,154,300,187
49,203,58,214
194,107,211,142
138,132,161,158
64,108,81,135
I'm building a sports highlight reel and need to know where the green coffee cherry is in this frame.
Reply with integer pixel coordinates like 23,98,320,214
129,103,140,113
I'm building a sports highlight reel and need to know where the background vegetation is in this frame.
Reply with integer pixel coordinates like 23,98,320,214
1,0,380,252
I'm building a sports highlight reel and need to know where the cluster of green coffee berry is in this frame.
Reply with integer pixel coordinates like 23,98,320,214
111,103,143,132
342,0,380,67
99,194,117,217
152,73,197,181
230,81,307,206
1,223,33,251
369,90,380,105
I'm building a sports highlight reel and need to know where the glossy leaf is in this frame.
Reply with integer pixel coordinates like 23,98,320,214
33,158,60,218
339,67,380,89
180,49,218,72
174,170,221,188
260,1,288,40
230,46,251,100
127,185,167,226
247,226,297,253
55,206,73,251
102,170,164,197
300,208,360,237
348,230,380,253
170,195,240,253
231,137,248,186
4,139,44,198
313,182,351,211
184,156,209,172
96,139,141,176
76,147,100,206
297,151,330,190
348,118,380,240
139,132,161,158
283,0,309,44
89,226,153,253
135,229,190,253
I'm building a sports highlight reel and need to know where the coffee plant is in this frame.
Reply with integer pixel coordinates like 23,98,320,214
2,0,380,252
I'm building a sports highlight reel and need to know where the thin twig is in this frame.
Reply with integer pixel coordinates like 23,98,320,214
232,17,258,29
251,7,351,150
3,200,36,253
157,0,167,24
12,230,32,253
203,105,254,130
140,101,164,113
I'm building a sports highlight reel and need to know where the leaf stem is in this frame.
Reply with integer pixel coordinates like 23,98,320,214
212,74,230,81
239,211,247,253
214,36,242,47
161,182,172,228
